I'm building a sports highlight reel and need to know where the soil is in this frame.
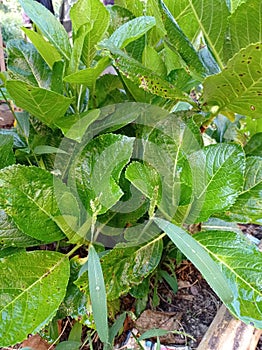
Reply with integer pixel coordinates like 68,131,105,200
0,109,261,349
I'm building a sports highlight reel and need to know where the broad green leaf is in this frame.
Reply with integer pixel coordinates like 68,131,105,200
88,245,109,344
226,0,247,12
194,230,262,328
203,43,262,119
19,0,71,60
64,57,111,88
226,0,262,60
158,0,206,80
55,109,101,142
6,40,52,88
77,238,163,301
5,80,73,127
154,218,234,304
22,28,62,69
0,135,15,169
0,250,70,346
224,156,262,224
114,0,144,16
244,132,262,157
186,0,230,69
187,144,245,223
105,16,156,49
202,217,243,235
100,45,188,101
125,162,162,205
72,133,134,215
141,113,202,221
0,210,40,248
142,45,167,77
0,165,65,243
56,341,81,350
80,0,110,66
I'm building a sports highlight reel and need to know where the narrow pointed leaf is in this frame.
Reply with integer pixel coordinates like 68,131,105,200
203,43,262,119
158,0,206,80
194,230,262,328
5,80,73,127
88,245,109,344
154,218,234,304
0,250,70,346
22,28,62,69
19,0,71,60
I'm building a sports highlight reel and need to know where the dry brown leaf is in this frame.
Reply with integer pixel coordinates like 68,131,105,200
21,334,54,350
135,310,183,344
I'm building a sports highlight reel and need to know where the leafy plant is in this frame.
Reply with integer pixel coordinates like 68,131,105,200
0,0,262,347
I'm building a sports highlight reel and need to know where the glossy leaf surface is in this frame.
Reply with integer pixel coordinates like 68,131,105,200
224,156,262,224
6,40,52,88
187,143,245,223
0,135,15,169
72,133,134,214
0,250,70,346
194,230,262,328
0,165,65,242
203,43,262,119
0,210,40,249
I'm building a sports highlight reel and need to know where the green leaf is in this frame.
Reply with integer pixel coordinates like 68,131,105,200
158,0,206,80
109,312,127,345
187,144,245,223
0,135,15,169
72,133,134,214
33,145,68,155
5,81,73,127
0,210,40,248
56,341,81,350
141,113,202,221
186,0,230,69
64,57,111,88
142,45,167,77
194,230,262,328
154,218,234,304
19,0,71,60
80,0,110,66
22,28,62,69
203,43,262,119
6,40,52,88
88,245,109,344
244,132,262,157
0,250,70,346
78,238,163,301
227,0,262,60
101,45,188,101
224,156,262,224
0,165,65,243
55,109,101,142
104,16,156,49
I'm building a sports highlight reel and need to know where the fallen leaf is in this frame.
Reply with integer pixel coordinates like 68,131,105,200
21,334,54,350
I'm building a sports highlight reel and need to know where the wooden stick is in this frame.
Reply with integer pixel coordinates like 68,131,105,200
197,304,262,350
